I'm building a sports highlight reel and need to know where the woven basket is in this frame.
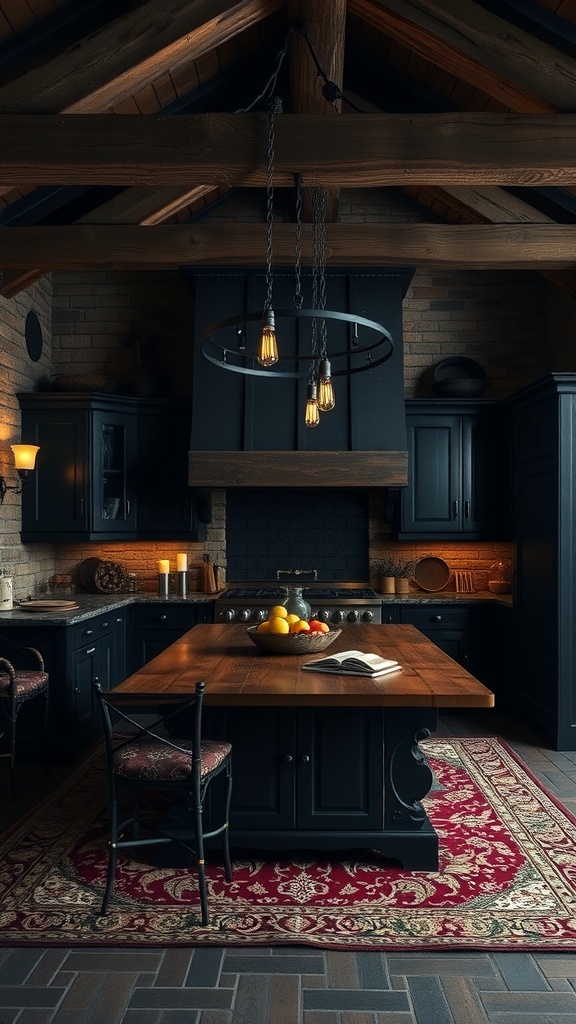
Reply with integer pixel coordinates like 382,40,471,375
246,625,341,655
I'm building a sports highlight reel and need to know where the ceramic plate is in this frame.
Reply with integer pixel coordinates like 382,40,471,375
17,600,79,611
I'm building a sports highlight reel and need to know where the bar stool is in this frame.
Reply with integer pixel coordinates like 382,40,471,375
0,647,49,800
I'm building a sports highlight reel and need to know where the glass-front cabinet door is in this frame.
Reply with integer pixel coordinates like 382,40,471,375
94,412,137,533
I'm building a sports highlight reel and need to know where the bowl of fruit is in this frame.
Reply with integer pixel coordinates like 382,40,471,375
246,606,341,655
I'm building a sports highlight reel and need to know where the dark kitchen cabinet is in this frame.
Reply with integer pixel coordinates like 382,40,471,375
510,374,576,749
399,604,471,668
206,706,383,834
17,393,207,542
399,400,508,539
18,392,138,542
132,601,213,671
0,609,127,763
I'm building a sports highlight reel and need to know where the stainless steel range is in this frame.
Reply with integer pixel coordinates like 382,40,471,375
214,583,382,626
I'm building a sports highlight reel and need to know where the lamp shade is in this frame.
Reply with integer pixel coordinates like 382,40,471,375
10,444,39,470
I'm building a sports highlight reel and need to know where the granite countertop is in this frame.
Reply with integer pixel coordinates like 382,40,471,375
378,590,512,607
0,591,220,626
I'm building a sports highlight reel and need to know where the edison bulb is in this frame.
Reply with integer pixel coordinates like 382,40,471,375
317,359,335,412
257,309,278,366
305,382,320,428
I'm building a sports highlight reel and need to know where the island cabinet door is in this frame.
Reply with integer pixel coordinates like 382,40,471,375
208,708,295,830
295,708,384,831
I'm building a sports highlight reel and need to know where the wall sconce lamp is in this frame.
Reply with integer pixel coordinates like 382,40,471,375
0,444,40,503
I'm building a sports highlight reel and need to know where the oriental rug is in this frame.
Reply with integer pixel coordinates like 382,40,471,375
2,736,576,951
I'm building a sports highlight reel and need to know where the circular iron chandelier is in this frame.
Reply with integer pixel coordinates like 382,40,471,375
200,27,394,428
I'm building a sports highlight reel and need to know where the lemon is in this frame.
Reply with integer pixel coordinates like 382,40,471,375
268,605,288,620
286,613,300,624
268,616,290,635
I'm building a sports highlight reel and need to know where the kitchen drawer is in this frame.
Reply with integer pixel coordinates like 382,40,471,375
399,605,470,630
71,610,126,648
132,604,201,631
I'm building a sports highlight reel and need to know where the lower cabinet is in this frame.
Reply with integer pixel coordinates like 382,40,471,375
206,706,384,833
399,605,471,668
132,602,213,671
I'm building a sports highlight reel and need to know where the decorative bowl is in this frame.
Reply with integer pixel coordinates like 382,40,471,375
246,626,341,655
488,581,512,594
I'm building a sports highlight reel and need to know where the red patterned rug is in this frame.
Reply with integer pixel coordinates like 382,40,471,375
2,736,576,950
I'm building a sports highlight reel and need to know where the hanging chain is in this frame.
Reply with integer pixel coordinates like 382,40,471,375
265,96,282,311
313,186,328,357
293,174,303,310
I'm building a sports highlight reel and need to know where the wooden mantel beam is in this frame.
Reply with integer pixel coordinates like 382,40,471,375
3,114,576,186
3,223,576,270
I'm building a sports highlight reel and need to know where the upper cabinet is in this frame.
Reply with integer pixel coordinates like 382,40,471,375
399,399,509,539
17,393,207,542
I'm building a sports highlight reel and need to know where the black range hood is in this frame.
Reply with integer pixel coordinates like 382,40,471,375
184,266,414,488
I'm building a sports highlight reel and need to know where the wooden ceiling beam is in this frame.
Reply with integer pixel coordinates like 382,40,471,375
287,0,345,222
0,0,285,114
348,0,576,112
2,222,576,270
3,113,576,187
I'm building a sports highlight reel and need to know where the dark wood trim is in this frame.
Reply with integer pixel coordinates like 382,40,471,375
187,450,409,488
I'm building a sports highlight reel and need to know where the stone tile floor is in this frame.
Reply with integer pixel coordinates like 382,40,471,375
2,709,576,1023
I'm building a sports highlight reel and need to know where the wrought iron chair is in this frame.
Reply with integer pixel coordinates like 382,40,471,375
0,646,49,800
94,679,233,926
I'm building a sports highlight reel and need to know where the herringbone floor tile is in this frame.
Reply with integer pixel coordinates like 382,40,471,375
1,711,576,1023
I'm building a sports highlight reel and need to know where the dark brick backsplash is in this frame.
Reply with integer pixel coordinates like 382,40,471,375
226,489,369,581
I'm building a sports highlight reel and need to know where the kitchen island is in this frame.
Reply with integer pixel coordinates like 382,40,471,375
113,623,494,870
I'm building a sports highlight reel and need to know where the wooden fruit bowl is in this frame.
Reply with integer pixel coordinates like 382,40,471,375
246,625,341,655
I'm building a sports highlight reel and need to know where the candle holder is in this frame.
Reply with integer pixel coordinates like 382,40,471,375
157,573,170,599
177,570,188,598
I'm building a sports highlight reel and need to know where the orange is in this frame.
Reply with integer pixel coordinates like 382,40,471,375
268,605,288,620
289,619,311,633
256,620,271,633
268,616,290,635
286,613,300,625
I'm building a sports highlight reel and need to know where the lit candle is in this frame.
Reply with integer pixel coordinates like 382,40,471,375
158,559,170,574
176,553,188,573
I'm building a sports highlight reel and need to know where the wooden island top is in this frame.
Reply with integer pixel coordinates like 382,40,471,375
114,622,495,708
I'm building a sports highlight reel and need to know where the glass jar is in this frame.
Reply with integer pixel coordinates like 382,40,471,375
282,586,311,619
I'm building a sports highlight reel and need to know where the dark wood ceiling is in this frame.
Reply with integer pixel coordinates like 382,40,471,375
1,0,576,296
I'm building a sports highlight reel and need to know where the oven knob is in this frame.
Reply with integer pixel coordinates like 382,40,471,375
361,610,374,622
238,608,252,622
318,609,331,623
332,610,345,623
347,610,360,623
222,609,235,622
255,608,268,622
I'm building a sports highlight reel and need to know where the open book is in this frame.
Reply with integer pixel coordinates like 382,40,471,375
301,649,401,678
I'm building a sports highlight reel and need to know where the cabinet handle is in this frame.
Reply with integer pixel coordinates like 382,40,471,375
159,614,167,621
85,629,93,636
284,754,293,763
86,646,96,654
116,617,123,623
453,499,458,519
74,686,80,694
126,498,131,515
102,621,109,628
80,498,84,515
465,499,470,519
386,614,394,623
300,754,310,763
433,615,442,622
